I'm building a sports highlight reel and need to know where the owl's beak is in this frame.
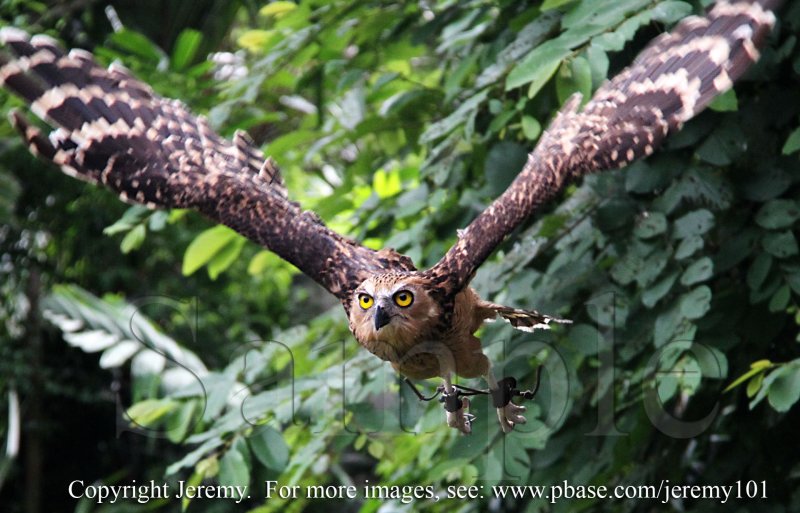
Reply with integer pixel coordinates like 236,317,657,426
374,305,392,331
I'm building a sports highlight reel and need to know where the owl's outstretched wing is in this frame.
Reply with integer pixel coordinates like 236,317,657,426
0,28,413,305
424,0,779,297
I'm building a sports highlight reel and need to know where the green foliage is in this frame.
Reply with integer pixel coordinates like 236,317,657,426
1,1,800,512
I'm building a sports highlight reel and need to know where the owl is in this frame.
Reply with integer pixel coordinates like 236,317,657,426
348,272,550,432
0,0,777,434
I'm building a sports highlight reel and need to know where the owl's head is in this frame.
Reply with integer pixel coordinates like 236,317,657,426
349,272,440,357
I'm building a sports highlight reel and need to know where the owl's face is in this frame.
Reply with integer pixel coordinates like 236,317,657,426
349,273,440,359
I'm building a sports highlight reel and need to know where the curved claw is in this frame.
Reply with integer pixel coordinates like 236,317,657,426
497,401,526,433
445,397,472,435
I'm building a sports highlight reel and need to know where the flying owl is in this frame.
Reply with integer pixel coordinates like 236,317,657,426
0,0,778,434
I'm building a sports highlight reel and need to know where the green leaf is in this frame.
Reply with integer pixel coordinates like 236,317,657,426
673,209,714,239
373,168,403,198
420,90,488,143
247,250,276,276
746,372,764,398
636,251,669,288
521,115,542,140
762,231,799,258
201,374,235,422
562,0,650,30
708,89,738,112
368,440,385,459
167,400,198,444
611,253,641,285
237,30,275,51
767,364,800,412
354,433,367,451
219,445,250,488
109,29,165,63
585,45,609,87
568,323,602,355
148,211,168,231
675,235,704,260
655,167,732,212
63,330,118,353
642,271,678,308
127,399,176,427
747,253,772,291
206,236,246,280
260,1,297,17
120,224,146,254
0,169,20,223
506,43,571,94
755,199,800,229
724,359,773,393
541,0,576,10
768,284,791,312
696,121,745,165
650,1,693,23
624,160,667,194
782,127,800,155
591,8,653,52
182,469,205,512
104,205,149,235
787,267,800,295
484,142,528,196
658,368,679,402
182,225,238,276
677,356,702,395
196,455,219,478
249,426,290,472
680,286,712,320
586,293,630,328
555,56,592,105
654,306,681,347
476,13,561,89
680,257,713,286
596,200,636,231
500,437,531,482
633,212,667,239
752,359,774,370
349,402,385,431
171,29,202,71
739,166,791,201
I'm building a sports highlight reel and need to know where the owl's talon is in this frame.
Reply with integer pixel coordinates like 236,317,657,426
442,393,472,435
496,401,527,433
490,376,532,433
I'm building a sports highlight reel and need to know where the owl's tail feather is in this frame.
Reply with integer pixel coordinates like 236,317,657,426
487,304,571,333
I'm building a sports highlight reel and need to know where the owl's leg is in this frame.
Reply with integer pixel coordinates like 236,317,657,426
441,375,472,435
486,370,526,433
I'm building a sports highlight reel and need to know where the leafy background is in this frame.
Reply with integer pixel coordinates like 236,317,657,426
1,0,800,512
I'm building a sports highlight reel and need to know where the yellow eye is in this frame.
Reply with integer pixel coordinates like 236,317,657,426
358,294,374,310
393,290,414,307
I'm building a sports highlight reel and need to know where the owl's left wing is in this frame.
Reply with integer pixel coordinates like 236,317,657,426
424,0,779,296
0,29,414,305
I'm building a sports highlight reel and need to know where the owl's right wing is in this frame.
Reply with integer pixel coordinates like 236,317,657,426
0,28,414,305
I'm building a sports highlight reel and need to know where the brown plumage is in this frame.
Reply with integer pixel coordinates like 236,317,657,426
350,275,493,380
0,0,778,434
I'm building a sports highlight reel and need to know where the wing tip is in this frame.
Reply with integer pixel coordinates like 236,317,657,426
67,48,94,62
0,27,30,44
29,34,60,47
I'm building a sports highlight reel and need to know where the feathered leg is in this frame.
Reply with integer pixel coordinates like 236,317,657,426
486,370,526,433
442,375,472,435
